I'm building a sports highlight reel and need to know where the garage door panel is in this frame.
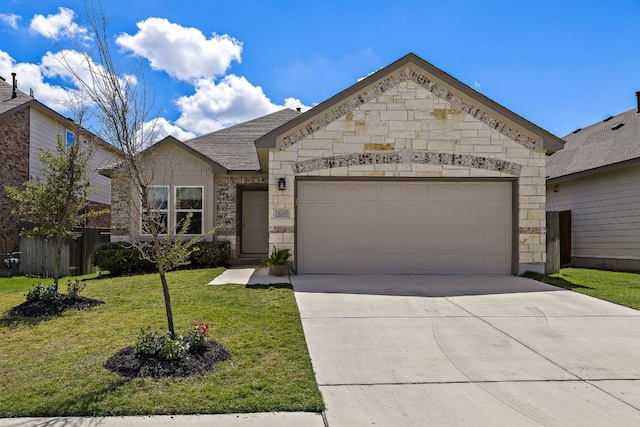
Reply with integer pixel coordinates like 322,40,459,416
379,183,406,201
380,205,406,226
297,181,512,274
432,205,458,226
298,182,326,202
406,206,430,226
298,205,327,226
406,230,433,252
379,229,406,252
406,183,431,201
327,183,353,201
352,183,377,201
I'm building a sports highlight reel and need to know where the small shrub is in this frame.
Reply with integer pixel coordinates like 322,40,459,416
66,279,85,299
25,283,61,302
134,326,160,356
159,333,189,361
187,320,209,351
189,240,231,268
133,321,210,361
91,243,155,276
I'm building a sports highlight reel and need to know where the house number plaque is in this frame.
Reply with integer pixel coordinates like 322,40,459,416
275,209,290,218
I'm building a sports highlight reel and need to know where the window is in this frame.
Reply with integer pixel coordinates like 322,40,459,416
141,186,169,235
65,130,75,148
175,186,203,235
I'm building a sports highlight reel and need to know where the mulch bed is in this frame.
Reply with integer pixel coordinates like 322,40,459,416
4,295,105,317
104,341,231,379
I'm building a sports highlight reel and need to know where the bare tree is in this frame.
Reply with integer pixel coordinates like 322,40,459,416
61,0,209,337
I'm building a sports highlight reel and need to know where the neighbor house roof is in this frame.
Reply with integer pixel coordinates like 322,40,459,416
184,108,301,171
257,53,565,153
546,107,640,181
0,75,121,156
0,76,34,117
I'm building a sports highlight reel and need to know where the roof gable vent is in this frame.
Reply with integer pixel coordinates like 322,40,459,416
611,123,625,131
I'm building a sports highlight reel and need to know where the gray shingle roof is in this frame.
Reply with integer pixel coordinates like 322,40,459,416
0,77,34,117
546,108,640,180
184,109,301,171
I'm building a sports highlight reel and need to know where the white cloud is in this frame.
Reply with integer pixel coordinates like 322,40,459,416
116,18,242,81
0,13,20,29
174,74,310,135
41,50,93,86
474,81,482,90
144,117,196,144
284,97,311,112
30,7,89,41
0,49,78,112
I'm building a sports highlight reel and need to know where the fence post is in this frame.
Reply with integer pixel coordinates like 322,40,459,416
546,211,560,274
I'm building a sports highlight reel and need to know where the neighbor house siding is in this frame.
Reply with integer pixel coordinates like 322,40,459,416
547,165,640,269
29,109,118,206
269,76,547,273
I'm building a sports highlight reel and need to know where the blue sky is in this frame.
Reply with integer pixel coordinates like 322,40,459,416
1,0,639,141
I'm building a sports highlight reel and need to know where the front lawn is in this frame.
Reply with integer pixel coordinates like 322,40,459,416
524,268,640,310
0,268,324,417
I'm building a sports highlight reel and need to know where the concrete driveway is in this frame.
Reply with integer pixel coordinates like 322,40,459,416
291,275,640,426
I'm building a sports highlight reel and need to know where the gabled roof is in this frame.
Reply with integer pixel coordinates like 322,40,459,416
0,76,121,156
98,135,228,177
546,107,640,181
0,76,36,118
184,109,301,171
256,53,565,153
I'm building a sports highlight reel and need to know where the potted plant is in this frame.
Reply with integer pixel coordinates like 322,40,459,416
261,247,291,276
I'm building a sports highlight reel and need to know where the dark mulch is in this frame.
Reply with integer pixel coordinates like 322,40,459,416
104,341,231,379
4,296,105,317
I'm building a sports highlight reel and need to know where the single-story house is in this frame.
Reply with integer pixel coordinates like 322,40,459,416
546,93,640,272
105,53,564,275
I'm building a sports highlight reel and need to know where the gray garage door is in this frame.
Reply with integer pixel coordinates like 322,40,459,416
296,180,513,274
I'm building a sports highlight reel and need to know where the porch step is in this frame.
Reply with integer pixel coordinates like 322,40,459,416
230,256,266,266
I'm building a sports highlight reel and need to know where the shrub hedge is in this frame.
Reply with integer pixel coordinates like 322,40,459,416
91,240,231,276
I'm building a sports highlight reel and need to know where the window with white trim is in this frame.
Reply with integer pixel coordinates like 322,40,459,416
175,186,203,235
65,130,75,148
141,186,169,235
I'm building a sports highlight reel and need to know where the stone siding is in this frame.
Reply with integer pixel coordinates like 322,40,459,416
85,200,111,229
270,70,547,273
109,172,132,241
0,108,30,253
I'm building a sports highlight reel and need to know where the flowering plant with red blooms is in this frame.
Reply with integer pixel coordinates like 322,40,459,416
188,320,209,350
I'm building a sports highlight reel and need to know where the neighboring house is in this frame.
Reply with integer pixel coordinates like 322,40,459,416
546,93,640,272
106,53,564,275
0,73,121,270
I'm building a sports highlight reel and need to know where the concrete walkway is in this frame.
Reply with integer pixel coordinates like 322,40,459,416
292,274,640,426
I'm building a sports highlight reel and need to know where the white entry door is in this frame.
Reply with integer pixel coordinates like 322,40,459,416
241,191,269,254
297,180,513,274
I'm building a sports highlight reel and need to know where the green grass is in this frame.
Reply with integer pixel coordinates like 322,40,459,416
0,269,324,417
524,267,640,310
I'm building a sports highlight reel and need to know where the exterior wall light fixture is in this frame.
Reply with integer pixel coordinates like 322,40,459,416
277,177,286,191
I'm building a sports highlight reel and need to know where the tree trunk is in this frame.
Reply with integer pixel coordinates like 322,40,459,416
158,265,175,338
53,237,64,289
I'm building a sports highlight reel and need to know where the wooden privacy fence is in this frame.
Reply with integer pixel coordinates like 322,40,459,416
546,211,571,274
19,228,110,277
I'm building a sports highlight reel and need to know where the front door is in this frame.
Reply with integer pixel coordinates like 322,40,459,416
241,190,269,254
